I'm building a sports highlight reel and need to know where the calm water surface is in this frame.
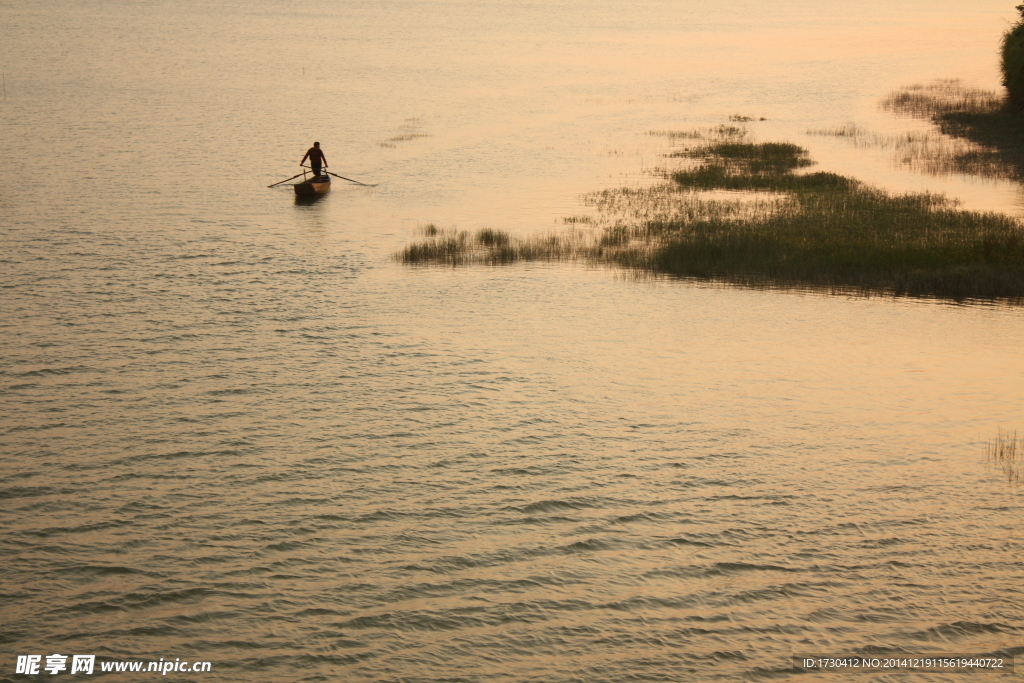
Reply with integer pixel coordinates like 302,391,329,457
2,1,1023,680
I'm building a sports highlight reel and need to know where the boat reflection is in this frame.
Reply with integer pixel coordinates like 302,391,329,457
294,193,327,206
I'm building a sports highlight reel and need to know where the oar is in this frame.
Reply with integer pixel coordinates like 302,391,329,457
326,170,377,187
301,166,377,187
268,171,307,188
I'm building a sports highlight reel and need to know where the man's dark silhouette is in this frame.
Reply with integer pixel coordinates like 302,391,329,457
301,142,328,177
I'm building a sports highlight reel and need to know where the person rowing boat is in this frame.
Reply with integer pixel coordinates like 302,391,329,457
267,143,376,190
301,142,328,177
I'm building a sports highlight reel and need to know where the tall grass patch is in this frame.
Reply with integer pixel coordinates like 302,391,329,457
808,120,1013,179
986,429,1023,485
879,80,1024,180
398,224,593,266
398,136,1024,302
636,140,1024,299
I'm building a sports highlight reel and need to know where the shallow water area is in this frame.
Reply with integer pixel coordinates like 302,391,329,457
2,0,1024,681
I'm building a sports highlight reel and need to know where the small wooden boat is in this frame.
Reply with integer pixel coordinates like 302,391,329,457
293,174,331,197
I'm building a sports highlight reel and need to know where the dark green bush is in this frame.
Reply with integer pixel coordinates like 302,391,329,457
1001,5,1024,110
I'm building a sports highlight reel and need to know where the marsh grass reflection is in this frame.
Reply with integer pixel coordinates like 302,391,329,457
986,429,1023,485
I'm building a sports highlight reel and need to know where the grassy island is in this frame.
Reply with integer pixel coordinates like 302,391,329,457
399,128,1024,303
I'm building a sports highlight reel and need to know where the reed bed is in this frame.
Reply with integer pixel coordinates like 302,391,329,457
881,79,1003,118
398,224,596,266
398,137,1024,302
807,124,1011,179
875,80,1024,180
986,429,1023,485
379,117,430,148
648,125,748,144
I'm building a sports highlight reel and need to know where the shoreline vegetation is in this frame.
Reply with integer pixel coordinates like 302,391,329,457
805,81,1021,180
399,16,1024,304
398,120,1024,302
874,79,1024,180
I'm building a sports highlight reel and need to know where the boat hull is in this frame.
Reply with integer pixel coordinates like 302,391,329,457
294,176,331,196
